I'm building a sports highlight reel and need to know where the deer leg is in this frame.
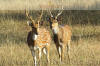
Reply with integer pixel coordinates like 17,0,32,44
46,46,50,63
39,48,42,63
58,46,61,62
38,48,42,66
67,40,71,62
43,48,47,55
55,43,61,60
30,46,37,66
31,49,37,66
34,54,37,66
61,45,65,62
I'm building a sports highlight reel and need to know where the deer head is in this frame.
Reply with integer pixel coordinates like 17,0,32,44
26,10,43,34
49,10,63,29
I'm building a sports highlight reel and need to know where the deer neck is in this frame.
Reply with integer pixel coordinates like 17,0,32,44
33,34,38,40
52,26,59,34
31,31,38,41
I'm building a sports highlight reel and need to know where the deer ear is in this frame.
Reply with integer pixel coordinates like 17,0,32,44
27,21,33,26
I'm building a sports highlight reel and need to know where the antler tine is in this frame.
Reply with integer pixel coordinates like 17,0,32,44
25,10,35,23
49,10,53,17
55,10,63,19
38,10,43,22
37,10,43,28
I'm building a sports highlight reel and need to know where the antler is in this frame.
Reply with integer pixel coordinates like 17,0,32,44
37,10,43,27
37,10,43,23
55,10,63,19
25,10,35,23
49,10,53,17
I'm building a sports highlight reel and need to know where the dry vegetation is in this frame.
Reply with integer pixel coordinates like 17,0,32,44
0,10,100,66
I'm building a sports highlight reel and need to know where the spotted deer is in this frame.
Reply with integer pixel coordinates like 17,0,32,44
48,11,72,62
26,10,51,66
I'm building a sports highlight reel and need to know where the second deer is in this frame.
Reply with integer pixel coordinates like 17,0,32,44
48,10,72,62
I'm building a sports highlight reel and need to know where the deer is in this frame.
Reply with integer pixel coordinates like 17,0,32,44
26,10,51,66
48,10,72,62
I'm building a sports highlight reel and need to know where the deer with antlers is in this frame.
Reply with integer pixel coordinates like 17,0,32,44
26,10,51,66
48,10,72,62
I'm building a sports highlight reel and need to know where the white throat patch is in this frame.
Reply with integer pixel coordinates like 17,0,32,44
32,34,38,40
52,27,59,34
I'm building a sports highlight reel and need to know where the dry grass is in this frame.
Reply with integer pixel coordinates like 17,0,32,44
0,18,100,66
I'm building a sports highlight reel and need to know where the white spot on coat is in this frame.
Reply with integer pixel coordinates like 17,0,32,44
32,34,38,40
52,27,59,34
